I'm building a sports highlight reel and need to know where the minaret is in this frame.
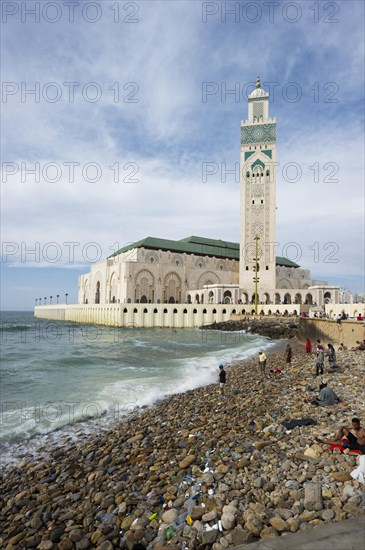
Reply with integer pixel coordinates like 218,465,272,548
239,77,277,297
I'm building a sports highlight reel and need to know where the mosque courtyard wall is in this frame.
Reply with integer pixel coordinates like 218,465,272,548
34,300,361,329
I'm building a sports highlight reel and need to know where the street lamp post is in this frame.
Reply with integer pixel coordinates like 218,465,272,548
35,299,38,306
65,293,68,305
56,294,59,304
50,296,52,304
44,297,47,305
39,298,42,305
253,235,260,315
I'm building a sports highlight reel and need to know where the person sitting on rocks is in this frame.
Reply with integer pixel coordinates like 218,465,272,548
350,341,365,351
308,382,340,406
315,417,365,454
270,367,282,377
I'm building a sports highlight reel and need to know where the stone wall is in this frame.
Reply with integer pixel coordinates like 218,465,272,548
35,304,241,328
298,318,365,347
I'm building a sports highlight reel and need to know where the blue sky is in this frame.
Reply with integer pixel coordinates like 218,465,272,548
1,0,364,310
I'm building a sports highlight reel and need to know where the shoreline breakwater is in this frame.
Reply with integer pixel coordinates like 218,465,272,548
200,319,298,340
1,343,364,549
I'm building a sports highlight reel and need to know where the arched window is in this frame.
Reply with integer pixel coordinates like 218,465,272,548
133,308,138,313
163,308,168,313
123,308,128,313
153,308,158,313
143,308,148,313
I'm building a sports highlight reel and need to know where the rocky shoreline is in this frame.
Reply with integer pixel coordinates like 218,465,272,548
200,320,298,340
1,342,364,549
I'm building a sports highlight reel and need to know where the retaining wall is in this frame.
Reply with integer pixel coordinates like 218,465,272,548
298,318,365,347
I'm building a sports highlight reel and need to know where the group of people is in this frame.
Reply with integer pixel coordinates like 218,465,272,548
313,339,339,375
216,346,365,457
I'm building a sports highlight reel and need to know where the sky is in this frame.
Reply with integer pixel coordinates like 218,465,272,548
1,0,364,311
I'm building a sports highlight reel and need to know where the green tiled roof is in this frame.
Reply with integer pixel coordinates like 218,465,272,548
109,236,300,267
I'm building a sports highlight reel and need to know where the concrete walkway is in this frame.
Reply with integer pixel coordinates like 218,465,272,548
232,517,365,550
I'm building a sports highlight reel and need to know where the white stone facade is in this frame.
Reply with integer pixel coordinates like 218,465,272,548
78,245,338,307
78,246,238,306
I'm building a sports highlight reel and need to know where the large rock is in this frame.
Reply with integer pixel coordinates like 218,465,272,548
242,511,262,536
298,510,317,522
221,512,235,530
332,471,352,482
269,516,288,532
178,455,196,469
304,482,323,511
304,447,319,459
201,528,218,545
231,526,253,546
162,508,178,524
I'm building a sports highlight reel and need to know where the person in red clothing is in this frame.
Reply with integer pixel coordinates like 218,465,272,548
305,338,312,354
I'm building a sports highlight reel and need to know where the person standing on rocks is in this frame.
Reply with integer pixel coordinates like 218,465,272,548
326,343,339,371
218,364,226,398
315,342,325,376
258,351,267,378
286,343,292,366
305,338,312,353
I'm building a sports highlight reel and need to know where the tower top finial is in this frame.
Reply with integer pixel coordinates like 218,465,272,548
256,76,261,89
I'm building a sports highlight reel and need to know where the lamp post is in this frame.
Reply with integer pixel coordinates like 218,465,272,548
50,296,52,304
35,298,38,306
39,298,42,305
56,294,59,304
253,235,260,315
44,297,47,305
65,293,68,305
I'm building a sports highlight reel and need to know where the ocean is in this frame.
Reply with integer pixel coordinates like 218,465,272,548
0,311,273,467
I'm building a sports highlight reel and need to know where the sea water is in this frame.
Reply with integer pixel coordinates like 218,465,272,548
0,311,273,467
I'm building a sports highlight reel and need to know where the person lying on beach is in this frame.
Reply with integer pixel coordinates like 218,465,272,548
350,341,365,351
306,382,340,406
315,417,365,454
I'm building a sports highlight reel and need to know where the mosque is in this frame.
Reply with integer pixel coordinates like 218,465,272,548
78,78,339,309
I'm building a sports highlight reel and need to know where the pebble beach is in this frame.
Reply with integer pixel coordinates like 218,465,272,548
1,341,364,549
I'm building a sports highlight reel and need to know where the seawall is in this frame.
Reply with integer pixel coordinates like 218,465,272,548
34,303,242,328
298,318,365,348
